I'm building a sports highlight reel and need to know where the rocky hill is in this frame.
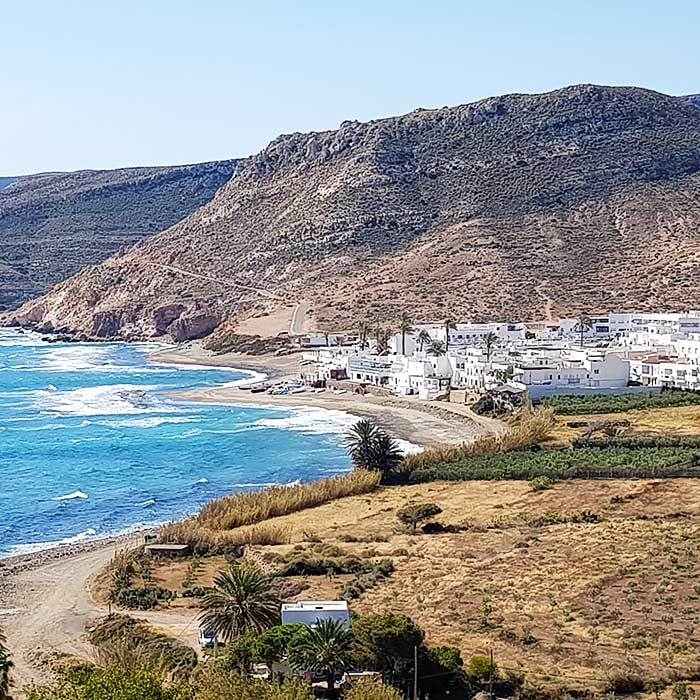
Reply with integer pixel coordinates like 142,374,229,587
685,94,700,108
6,84,700,340
0,161,237,309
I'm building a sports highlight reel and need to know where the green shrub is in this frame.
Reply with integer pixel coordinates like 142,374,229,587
110,585,176,610
397,504,443,532
409,445,700,483
540,390,700,415
467,655,498,682
530,476,553,492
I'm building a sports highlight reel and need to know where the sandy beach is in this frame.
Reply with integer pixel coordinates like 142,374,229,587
152,343,504,449
0,342,503,690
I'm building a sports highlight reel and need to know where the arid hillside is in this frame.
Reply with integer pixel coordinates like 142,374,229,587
6,84,700,340
0,161,237,309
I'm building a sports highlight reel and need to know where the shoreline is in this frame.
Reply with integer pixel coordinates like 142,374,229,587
153,343,502,449
0,341,503,689
2,342,498,572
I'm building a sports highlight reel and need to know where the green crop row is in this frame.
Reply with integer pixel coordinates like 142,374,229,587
538,390,700,415
408,446,700,483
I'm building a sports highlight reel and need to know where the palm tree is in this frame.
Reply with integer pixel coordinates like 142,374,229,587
344,418,379,469
484,331,498,362
575,315,593,348
344,419,403,479
375,326,391,355
0,629,12,700
443,318,457,350
357,321,371,351
199,565,280,642
428,340,446,357
291,618,352,698
398,313,413,355
417,329,431,352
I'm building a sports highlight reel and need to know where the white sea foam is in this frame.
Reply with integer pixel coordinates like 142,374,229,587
0,519,167,559
104,416,201,429
194,478,209,485
139,498,157,507
53,490,89,501
254,406,357,436
34,383,162,416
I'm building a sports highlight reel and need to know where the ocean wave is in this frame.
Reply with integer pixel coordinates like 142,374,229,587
53,490,89,501
194,478,209,485
102,416,202,429
254,407,357,435
0,519,168,560
34,383,163,416
139,498,157,507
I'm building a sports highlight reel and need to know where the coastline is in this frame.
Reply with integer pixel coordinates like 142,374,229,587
152,342,502,449
1,341,503,688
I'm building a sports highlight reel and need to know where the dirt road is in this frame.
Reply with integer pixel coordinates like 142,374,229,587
1,539,199,692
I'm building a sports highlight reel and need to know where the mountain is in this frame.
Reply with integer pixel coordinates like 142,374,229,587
0,161,238,310
684,94,700,108
5,84,700,341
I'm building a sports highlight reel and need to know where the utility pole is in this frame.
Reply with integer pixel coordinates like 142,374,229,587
488,648,494,700
413,645,419,700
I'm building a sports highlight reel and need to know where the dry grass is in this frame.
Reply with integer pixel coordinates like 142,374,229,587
222,479,700,692
159,471,380,554
398,409,555,477
551,405,700,445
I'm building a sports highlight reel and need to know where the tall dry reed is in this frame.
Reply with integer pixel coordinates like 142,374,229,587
158,470,380,555
397,408,555,478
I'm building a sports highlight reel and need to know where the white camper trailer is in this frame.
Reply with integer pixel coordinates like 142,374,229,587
280,601,351,630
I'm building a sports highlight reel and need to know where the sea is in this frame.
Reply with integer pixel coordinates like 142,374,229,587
0,329,357,559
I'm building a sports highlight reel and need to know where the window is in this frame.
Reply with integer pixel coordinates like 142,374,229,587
594,369,599,374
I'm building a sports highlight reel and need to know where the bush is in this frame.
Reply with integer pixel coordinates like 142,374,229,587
110,585,175,610
345,680,402,700
530,476,553,492
395,410,555,482
467,655,498,682
276,556,370,577
397,504,443,532
341,559,395,601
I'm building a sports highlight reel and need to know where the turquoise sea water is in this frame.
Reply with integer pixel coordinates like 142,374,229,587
0,329,354,558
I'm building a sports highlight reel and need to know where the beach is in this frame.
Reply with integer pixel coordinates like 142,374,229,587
152,343,504,448
0,342,503,689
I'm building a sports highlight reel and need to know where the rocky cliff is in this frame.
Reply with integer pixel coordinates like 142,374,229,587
6,85,700,340
0,161,238,309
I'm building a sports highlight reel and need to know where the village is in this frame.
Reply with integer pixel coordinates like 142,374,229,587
292,312,700,404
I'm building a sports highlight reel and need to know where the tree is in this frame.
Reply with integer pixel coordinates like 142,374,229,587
443,318,457,350
26,667,186,700
357,322,371,351
417,330,431,353
397,503,442,533
344,419,403,479
398,313,413,355
0,629,11,700
492,366,514,384
574,315,593,348
199,565,280,642
374,326,391,355
290,619,352,699
484,331,498,362
252,624,310,672
427,340,446,357
467,654,499,683
351,613,425,693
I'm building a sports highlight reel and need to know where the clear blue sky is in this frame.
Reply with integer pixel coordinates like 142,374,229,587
2,0,699,174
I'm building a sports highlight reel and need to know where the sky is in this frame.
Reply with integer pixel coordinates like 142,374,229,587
2,0,699,174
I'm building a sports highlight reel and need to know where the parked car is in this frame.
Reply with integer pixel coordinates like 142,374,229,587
199,628,218,649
